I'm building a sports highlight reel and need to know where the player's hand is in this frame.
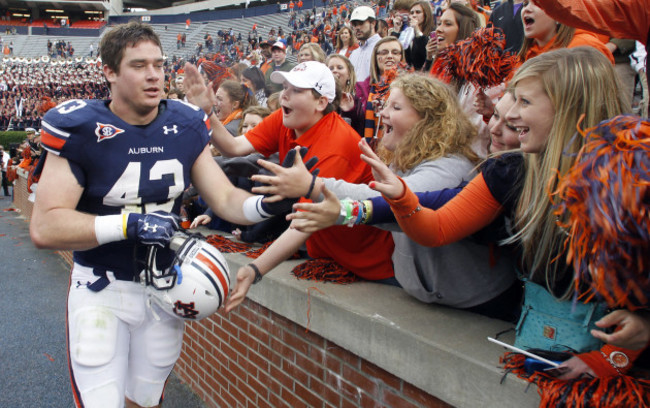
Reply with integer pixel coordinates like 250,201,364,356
183,62,216,115
224,265,256,313
251,146,319,204
359,139,404,199
287,184,340,233
126,211,180,247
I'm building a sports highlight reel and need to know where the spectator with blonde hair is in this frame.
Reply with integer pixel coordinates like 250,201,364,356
297,42,326,63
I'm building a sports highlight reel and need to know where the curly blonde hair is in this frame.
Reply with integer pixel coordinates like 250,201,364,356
380,73,479,172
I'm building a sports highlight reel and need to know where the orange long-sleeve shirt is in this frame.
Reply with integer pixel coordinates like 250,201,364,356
385,172,504,247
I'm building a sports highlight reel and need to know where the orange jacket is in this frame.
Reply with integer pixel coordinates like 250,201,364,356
534,0,649,44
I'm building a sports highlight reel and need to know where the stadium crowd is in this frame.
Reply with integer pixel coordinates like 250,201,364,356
3,0,650,406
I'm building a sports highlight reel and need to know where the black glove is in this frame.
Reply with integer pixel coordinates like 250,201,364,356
259,147,320,215
126,211,181,247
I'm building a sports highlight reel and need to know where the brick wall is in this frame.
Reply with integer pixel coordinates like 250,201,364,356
14,172,452,408
175,299,451,408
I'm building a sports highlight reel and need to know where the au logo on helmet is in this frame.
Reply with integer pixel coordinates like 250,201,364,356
143,232,232,320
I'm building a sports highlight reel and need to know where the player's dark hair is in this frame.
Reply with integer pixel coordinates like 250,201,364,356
100,20,162,74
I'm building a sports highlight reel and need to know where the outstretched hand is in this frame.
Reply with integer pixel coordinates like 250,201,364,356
182,62,216,115
359,139,404,199
287,184,341,233
251,146,319,202
224,265,255,313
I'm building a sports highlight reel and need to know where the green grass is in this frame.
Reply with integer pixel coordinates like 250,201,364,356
0,131,28,148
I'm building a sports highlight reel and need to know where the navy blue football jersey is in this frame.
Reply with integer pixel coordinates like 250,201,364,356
41,99,211,279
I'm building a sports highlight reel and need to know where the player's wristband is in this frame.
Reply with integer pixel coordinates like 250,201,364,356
243,195,273,223
94,213,129,245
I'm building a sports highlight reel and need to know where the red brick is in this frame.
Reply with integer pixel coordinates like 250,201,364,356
341,395,360,408
220,316,240,337
295,381,325,407
269,392,292,408
229,360,248,383
269,337,296,363
309,379,341,406
230,337,250,359
248,323,271,346
361,360,401,391
281,358,310,386
383,388,421,408
230,313,250,331
325,371,360,404
302,328,326,348
270,364,295,390
238,329,260,353
261,315,285,339
239,356,259,378
248,349,270,372
402,382,453,408
323,353,342,374
280,386,309,408
245,371,269,400
360,391,382,408
296,352,325,380
255,396,273,408
342,362,378,394
258,341,282,367
326,342,360,369
273,314,297,333
228,384,250,407
220,386,240,408
235,374,262,404
283,330,310,356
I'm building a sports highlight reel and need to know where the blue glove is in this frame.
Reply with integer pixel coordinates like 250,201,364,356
126,211,180,247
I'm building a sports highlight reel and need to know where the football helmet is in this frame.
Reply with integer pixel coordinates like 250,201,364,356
143,232,232,320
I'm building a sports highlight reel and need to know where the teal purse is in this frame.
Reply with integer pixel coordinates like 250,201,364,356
514,280,607,353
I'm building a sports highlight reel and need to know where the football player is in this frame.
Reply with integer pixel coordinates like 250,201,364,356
29,21,286,408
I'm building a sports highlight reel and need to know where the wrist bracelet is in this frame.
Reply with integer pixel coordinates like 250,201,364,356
337,200,351,225
361,200,373,225
248,263,263,284
304,174,317,199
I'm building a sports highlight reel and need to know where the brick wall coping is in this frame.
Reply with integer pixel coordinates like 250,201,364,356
219,246,541,408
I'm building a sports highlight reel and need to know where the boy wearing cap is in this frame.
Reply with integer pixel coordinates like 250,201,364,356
348,6,381,82
184,61,395,311
264,41,295,94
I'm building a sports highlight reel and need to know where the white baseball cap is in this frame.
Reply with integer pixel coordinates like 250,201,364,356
270,61,336,103
350,6,376,22
271,41,286,51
